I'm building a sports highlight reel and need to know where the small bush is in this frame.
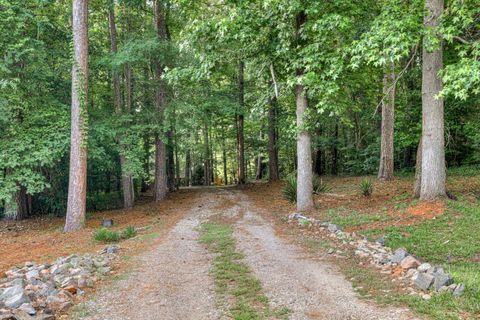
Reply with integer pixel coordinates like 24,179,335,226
360,178,373,197
93,226,137,243
283,174,330,203
94,228,120,243
122,225,137,239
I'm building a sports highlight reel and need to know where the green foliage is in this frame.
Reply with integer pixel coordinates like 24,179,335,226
282,174,330,203
93,228,121,243
359,178,373,197
122,225,137,240
93,225,137,243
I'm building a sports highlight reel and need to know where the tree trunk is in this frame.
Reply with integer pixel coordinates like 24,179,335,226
203,125,210,186
153,0,168,202
295,11,313,212
223,147,228,185
378,66,396,181
331,122,339,175
237,61,246,184
4,186,29,221
413,140,422,198
109,3,134,209
268,91,279,181
141,134,150,193
184,149,191,186
65,0,88,232
420,0,446,200
314,128,325,176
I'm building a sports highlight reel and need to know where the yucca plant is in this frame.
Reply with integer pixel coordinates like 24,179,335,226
360,178,373,197
283,174,330,203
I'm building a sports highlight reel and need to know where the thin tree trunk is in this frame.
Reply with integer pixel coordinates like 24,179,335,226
268,91,279,181
109,3,134,209
295,11,313,212
223,147,228,185
153,0,168,202
378,65,396,181
420,0,446,200
237,61,246,184
65,0,88,232
413,140,422,198
314,127,325,176
184,149,191,186
331,122,339,175
203,125,210,186
4,186,29,221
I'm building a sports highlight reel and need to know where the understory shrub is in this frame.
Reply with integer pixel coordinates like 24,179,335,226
94,225,137,243
360,178,373,197
283,174,330,203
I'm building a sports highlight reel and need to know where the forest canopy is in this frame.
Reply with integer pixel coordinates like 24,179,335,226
0,0,479,227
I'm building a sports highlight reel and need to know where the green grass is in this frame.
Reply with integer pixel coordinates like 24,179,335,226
93,225,137,243
199,222,289,320
357,200,480,319
325,208,396,228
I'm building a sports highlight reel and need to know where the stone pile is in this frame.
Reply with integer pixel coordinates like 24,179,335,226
0,246,119,320
287,213,465,298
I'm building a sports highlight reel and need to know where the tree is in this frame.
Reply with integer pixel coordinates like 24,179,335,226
108,1,134,209
153,0,168,202
378,65,396,180
295,10,314,211
65,0,89,232
420,0,446,200
237,61,246,184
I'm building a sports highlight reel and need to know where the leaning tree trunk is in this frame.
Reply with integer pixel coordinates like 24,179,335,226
420,0,446,200
65,0,88,232
109,3,134,209
268,92,279,181
295,11,313,212
378,66,396,181
153,0,168,202
237,61,246,184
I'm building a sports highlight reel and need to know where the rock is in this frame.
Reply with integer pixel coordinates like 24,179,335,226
400,256,420,270
414,273,435,291
453,283,465,297
417,263,431,273
375,236,385,246
432,272,453,291
0,285,24,301
96,267,110,276
327,224,340,233
4,292,29,309
421,293,431,300
104,245,119,255
391,248,408,264
25,270,39,282
101,219,113,227
19,303,36,316
327,248,335,254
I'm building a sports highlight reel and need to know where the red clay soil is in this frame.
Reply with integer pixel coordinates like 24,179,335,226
0,189,201,273
407,201,445,218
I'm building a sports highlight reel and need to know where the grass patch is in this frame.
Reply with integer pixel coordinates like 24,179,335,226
199,222,289,320
93,225,137,243
325,209,395,228
357,200,480,318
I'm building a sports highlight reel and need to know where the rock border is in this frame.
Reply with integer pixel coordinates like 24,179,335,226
287,213,465,299
0,245,119,320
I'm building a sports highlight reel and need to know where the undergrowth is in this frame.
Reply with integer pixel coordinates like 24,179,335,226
93,225,137,243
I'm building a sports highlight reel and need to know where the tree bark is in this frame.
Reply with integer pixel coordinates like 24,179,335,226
378,66,396,181
153,0,168,202
268,91,279,181
203,125,210,186
420,0,446,200
331,122,339,175
223,147,228,185
295,11,313,212
65,0,88,232
413,140,422,198
4,186,29,221
184,149,191,186
314,127,325,176
237,61,246,184
108,3,134,209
